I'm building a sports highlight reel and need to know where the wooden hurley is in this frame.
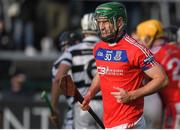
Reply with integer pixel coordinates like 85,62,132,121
59,75,105,129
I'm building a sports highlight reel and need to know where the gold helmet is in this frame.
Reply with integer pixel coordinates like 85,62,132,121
136,19,164,41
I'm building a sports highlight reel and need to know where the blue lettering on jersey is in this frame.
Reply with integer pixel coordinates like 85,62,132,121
95,48,128,62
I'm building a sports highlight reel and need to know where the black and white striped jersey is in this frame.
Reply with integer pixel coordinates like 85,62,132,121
52,36,101,97
51,35,101,128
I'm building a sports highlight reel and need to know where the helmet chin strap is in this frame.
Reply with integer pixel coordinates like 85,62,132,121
114,25,126,43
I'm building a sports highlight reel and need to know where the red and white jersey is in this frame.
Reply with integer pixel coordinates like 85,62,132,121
93,34,157,128
151,44,180,106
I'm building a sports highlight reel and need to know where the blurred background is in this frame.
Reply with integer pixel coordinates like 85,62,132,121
0,0,179,129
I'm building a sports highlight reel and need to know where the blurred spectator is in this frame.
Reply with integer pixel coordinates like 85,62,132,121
36,0,70,52
20,0,37,55
7,0,37,55
1,69,33,101
40,36,54,54
164,25,179,44
7,1,23,50
45,0,69,40
0,20,11,50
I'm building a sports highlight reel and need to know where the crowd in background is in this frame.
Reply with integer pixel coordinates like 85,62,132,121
0,0,179,53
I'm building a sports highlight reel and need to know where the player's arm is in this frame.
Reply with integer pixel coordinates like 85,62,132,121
129,64,168,100
51,63,70,111
111,45,169,103
111,64,168,103
81,72,101,110
49,63,70,126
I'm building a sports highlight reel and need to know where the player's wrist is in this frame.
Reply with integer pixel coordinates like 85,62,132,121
86,91,94,100
128,91,137,101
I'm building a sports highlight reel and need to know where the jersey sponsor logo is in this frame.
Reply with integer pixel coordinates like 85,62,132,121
95,48,128,62
97,66,124,76
144,55,154,65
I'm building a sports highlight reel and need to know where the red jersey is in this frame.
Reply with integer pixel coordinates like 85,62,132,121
151,44,180,106
93,34,157,128
151,44,180,129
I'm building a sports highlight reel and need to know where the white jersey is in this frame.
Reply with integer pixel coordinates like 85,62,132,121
51,35,102,128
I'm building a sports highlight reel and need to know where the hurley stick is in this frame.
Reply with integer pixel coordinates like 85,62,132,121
41,91,60,128
59,75,105,129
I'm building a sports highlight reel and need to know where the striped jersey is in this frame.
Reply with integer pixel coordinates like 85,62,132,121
53,35,100,95
93,34,158,128
51,35,101,128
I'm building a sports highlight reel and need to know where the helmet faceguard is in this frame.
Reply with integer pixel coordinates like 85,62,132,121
81,13,97,34
95,2,127,44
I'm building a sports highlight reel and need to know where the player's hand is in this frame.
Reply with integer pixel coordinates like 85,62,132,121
80,92,92,111
48,109,60,127
111,87,131,103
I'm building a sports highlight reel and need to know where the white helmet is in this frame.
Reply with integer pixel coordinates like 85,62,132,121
81,13,97,34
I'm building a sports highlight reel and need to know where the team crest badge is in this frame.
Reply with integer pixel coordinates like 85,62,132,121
114,51,122,61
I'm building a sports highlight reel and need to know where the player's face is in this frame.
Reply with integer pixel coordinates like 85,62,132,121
96,18,115,38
